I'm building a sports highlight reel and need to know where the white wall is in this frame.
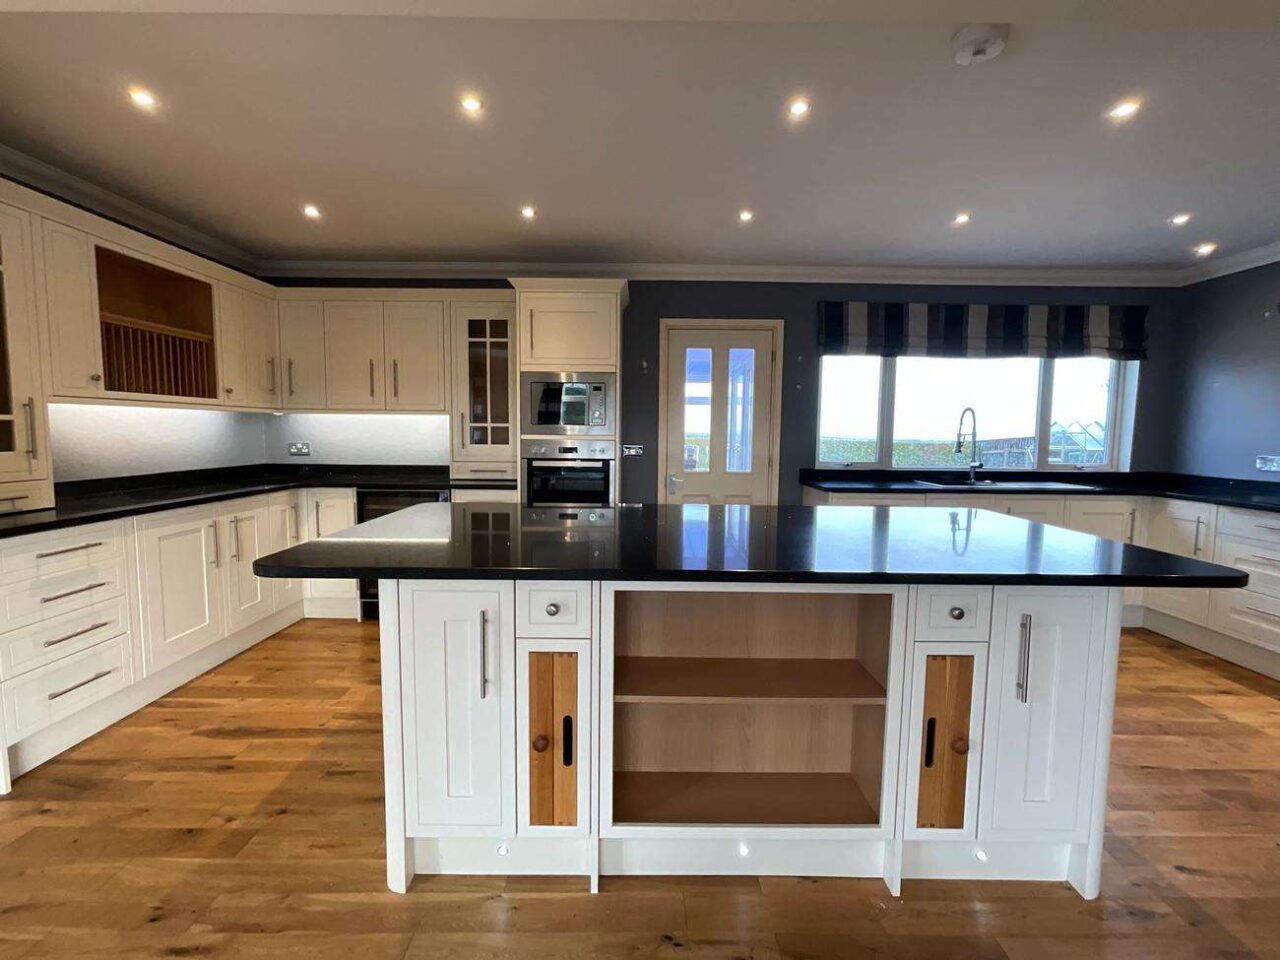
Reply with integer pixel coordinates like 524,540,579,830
264,413,450,465
50,404,267,481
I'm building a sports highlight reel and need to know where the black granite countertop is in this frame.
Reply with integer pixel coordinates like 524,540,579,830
0,464,515,540
253,502,1247,587
800,469,1280,514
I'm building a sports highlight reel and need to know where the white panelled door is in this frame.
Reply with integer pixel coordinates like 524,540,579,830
662,326,776,504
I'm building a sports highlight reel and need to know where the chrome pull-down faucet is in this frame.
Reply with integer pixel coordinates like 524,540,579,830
955,407,983,484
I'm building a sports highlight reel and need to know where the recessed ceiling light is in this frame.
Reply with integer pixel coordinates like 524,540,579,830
738,209,755,224
952,211,972,226
787,97,811,120
128,86,158,112
1167,212,1192,227
520,205,536,221
301,204,322,220
1106,98,1142,123
460,93,483,116
1193,242,1218,257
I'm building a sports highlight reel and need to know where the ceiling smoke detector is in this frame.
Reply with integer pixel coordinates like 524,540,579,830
951,24,1010,66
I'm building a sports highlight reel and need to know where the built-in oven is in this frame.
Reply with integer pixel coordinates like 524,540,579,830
522,439,616,507
520,371,616,437
356,488,450,620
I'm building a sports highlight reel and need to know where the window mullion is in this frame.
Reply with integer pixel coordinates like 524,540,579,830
1035,358,1054,470
877,356,896,468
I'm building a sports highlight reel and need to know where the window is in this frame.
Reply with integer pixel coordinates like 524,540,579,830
892,357,1041,468
817,355,882,464
816,355,1127,470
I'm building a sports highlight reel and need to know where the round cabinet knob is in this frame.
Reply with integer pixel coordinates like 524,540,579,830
225,387,234,395
89,373,103,382
950,737,970,755
545,602,560,617
948,606,966,621
531,735,550,753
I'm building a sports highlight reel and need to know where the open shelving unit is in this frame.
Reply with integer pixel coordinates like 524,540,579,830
611,591,894,828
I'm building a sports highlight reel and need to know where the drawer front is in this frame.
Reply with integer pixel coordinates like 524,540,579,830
913,586,993,642
1217,507,1280,549
1209,589,1280,653
0,480,55,515
0,596,130,680
0,520,125,585
516,580,592,638
2,634,133,745
1213,537,1280,601
0,557,127,634
452,462,518,482
827,494,923,506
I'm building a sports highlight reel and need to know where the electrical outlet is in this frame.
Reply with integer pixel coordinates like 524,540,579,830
288,442,311,457
1258,456,1280,472
622,444,645,458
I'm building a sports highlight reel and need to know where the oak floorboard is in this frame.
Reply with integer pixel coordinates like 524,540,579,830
0,621,1276,959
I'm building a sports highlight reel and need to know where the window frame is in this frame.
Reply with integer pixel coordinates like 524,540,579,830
814,354,1130,471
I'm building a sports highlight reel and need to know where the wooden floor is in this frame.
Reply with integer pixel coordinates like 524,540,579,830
1,622,1278,959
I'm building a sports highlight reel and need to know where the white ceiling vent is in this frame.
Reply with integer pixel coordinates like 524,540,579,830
951,23,1010,66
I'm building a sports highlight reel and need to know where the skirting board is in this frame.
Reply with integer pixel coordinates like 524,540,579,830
412,837,592,876
1140,607,1280,682
6,602,304,781
901,840,1072,883
599,837,888,878
304,597,360,619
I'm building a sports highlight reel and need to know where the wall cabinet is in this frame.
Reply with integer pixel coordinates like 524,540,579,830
400,580,514,834
324,302,385,410
385,301,448,412
39,220,103,398
979,588,1106,841
451,301,517,463
136,507,226,674
218,284,279,409
279,301,327,409
518,292,619,370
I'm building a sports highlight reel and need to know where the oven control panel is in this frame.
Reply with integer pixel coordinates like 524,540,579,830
521,439,616,461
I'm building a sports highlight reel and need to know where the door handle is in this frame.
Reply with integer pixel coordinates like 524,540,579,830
40,581,108,604
479,609,489,699
562,714,574,767
230,516,241,561
43,620,112,648
314,501,322,536
47,668,114,701
22,397,37,461
291,504,300,541
209,522,220,568
1193,517,1204,555
531,734,549,753
369,359,375,398
287,358,295,396
36,541,103,560
1127,508,1137,543
1016,613,1032,704
666,474,684,496
392,359,399,399
459,413,466,448
268,358,277,394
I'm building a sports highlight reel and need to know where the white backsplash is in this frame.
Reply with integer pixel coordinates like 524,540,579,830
265,413,449,465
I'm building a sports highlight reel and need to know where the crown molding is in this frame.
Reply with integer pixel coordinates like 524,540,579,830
1175,239,1280,287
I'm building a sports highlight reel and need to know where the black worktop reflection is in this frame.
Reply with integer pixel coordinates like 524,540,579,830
253,502,1247,588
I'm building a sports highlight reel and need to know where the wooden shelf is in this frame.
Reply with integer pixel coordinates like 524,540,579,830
614,656,886,704
613,771,878,825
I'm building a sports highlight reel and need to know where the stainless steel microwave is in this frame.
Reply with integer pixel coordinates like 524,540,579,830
520,371,616,437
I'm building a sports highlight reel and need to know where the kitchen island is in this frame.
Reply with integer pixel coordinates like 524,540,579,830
254,502,1246,897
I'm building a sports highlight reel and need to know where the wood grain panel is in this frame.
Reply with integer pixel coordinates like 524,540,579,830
614,656,886,704
528,651,578,827
612,771,877,825
916,654,974,829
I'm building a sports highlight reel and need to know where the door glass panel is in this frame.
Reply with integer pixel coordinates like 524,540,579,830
468,317,486,338
682,347,712,472
489,317,508,339
468,340,488,421
489,339,509,425
491,426,509,445
470,426,489,445
726,348,755,472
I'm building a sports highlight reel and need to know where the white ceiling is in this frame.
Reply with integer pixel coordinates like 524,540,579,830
0,7,1278,277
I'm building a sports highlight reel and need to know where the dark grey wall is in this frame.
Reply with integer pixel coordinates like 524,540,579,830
1160,262,1280,480
619,281,1182,503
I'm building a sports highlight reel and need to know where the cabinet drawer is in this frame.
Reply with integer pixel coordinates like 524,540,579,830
827,494,922,506
452,462,518,482
0,596,130,680
0,480,54,515
0,557,127,634
517,580,591,638
1217,507,1280,549
2,634,133,745
913,586,993,642
0,520,125,585
1212,537,1280,601
1209,589,1280,653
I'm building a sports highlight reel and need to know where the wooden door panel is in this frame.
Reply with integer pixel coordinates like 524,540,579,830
528,651,578,827
916,654,974,829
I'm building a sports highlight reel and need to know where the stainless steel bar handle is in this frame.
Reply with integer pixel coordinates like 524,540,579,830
288,358,295,396
479,609,489,700
48,669,114,701
41,581,108,604
1251,554,1280,565
314,501,322,536
369,359,375,397
268,358,277,394
1245,605,1280,621
1127,508,1137,543
1260,525,1280,534
209,522,220,568
43,620,112,648
1193,518,1204,555
1016,613,1032,704
230,516,241,561
529,309,534,353
458,413,466,448
392,360,399,399
36,541,103,560
23,397,37,460
0,495,30,513
291,504,300,542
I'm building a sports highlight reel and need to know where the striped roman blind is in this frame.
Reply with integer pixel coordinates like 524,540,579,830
817,302,1148,360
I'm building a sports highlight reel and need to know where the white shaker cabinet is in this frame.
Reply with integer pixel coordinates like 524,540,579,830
223,499,274,634
279,301,327,409
1063,498,1142,543
400,580,514,834
218,284,279,409
306,489,357,603
979,587,1108,841
136,506,226,674
38,218,103,399
269,492,305,609
1144,499,1216,625
324,301,385,410
385,301,448,412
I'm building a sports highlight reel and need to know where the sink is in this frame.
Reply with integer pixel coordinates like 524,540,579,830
916,480,1092,491
916,480,1002,488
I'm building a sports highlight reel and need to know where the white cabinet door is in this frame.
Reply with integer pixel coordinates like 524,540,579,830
137,509,226,674
1063,498,1140,542
324,302,385,409
385,301,447,411
39,219,103,398
519,292,617,369
924,494,1005,511
1144,499,1215,625
0,205,48,482
243,290,280,408
216,283,248,405
269,494,304,609
1004,497,1065,525
224,501,273,633
306,489,357,599
279,301,326,409
400,580,514,833
980,588,1107,841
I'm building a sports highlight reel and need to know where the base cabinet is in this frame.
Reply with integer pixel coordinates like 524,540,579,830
224,500,273,633
979,588,1107,841
400,580,514,835
269,492,304,609
305,489,357,601
136,507,226,674
518,638,591,835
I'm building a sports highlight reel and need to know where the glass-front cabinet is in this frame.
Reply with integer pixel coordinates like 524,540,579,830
0,203,48,494
451,301,517,463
